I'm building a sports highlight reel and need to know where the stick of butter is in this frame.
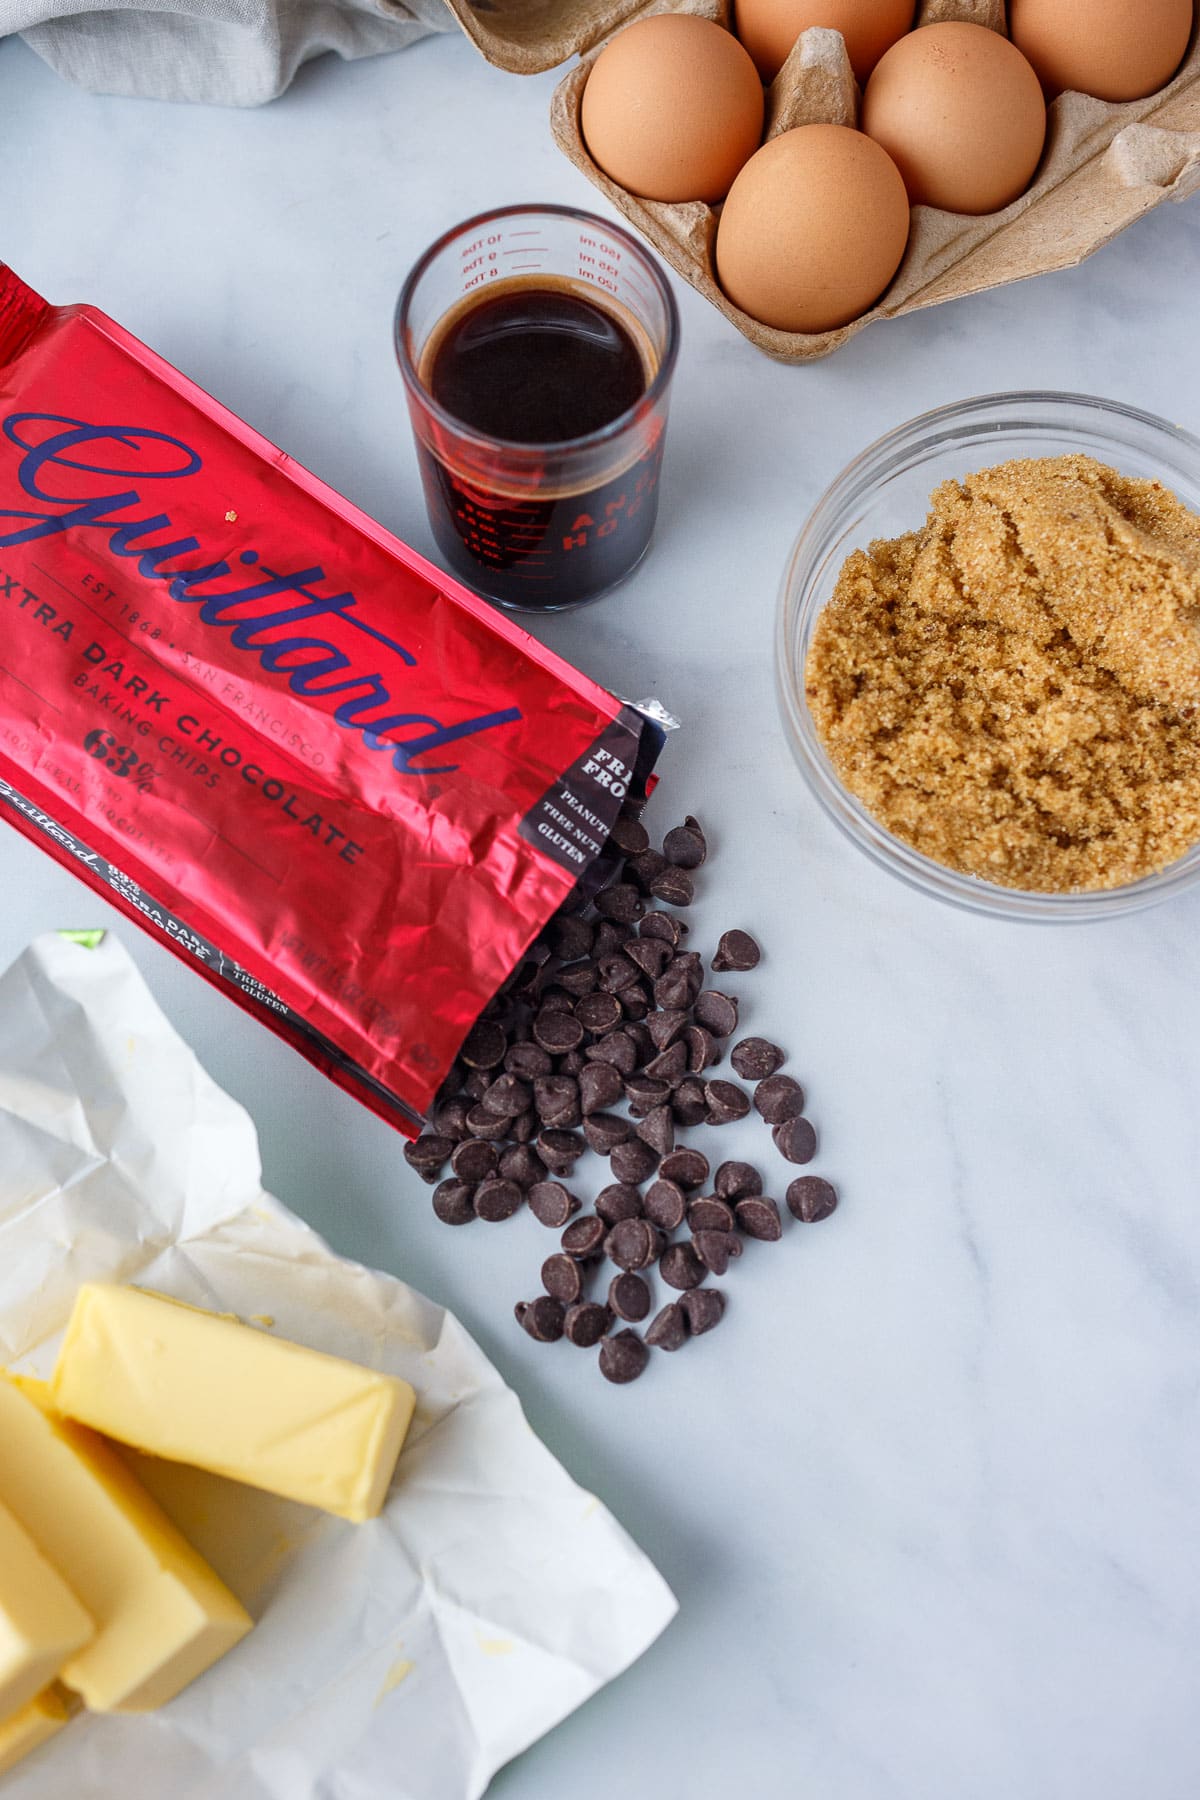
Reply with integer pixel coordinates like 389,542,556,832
0,1685,77,1778
0,1376,252,1713
0,1498,94,1722
52,1285,417,1523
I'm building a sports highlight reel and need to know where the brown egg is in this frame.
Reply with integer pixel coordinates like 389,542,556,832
1009,0,1193,103
581,15,765,203
734,0,915,83
715,124,910,332
861,23,1047,214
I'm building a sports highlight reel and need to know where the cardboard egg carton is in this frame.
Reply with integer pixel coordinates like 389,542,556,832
442,0,1200,359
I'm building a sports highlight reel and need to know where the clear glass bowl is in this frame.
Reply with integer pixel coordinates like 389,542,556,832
776,392,1200,923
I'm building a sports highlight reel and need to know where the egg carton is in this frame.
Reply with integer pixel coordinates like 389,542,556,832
442,0,1200,359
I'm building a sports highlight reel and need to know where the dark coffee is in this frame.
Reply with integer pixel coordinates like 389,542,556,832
427,283,648,443
416,278,665,611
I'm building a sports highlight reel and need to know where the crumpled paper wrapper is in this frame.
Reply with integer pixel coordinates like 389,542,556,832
0,932,677,1800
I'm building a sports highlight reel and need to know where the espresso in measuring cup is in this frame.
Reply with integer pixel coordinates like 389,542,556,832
397,207,680,612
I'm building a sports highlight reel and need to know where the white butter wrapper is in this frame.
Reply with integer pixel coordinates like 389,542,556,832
0,933,677,1799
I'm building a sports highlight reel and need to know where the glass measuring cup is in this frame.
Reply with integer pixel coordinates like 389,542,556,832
395,204,680,612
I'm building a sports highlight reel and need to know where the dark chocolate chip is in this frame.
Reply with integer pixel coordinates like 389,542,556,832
683,1024,719,1074
660,1242,706,1290
715,1160,763,1200
694,990,739,1038
620,988,650,1022
474,1178,524,1222
510,1108,538,1145
786,1174,837,1220
645,1302,688,1351
624,1075,672,1117
680,1288,725,1335
556,960,599,998
712,930,761,973
659,1147,710,1190
521,1296,566,1342
652,967,692,1013
503,1042,552,1080
480,1074,532,1119
730,1037,785,1081
643,1041,688,1086
671,1077,708,1128
599,1330,649,1384
542,1252,584,1305
593,920,633,958
596,953,641,994
460,1020,507,1070
537,1128,586,1175
514,1300,527,1327
498,1144,547,1189
579,1061,624,1115
595,883,644,924
465,1104,510,1141
538,987,575,1014
610,1137,660,1185
754,1074,806,1124
558,1049,587,1076
624,938,671,980
595,1183,644,1226
532,1075,581,1127
704,1079,751,1124
528,1181,581,1227
688,1197,736,1233
547,914,593,961
562,1215,607,1258
608,1272,652,1322
432,1179,476,1226
461,1068,493,1101
606,1217,659,1272
662,823,707,869
432,1097,472,1141
627,849,669,891
647,1007,689,1052
692,1229,740,1276
649,866,695,908
564,1301,612,1346
610,814,650,857
575,991,623,1034
636,1103,675,1158
403,1133,454,1181
584,1032,639,1075
638,909,682,945
643,1178,687,1231
774,1117,818,1164
532,1011,585,1054
584,1111,634,1155
736,1197,783,1240
625,1020,656,1065
451,1138,499,1184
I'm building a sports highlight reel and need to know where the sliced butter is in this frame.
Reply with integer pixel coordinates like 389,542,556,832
0,1498,94,1722
0,1685,76,1778
0,1376,251,1713
53,1285,416,1523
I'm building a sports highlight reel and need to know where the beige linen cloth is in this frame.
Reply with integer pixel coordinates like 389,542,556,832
3,0,456,105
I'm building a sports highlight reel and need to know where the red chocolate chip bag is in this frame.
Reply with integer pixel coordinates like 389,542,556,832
0,265,664,1133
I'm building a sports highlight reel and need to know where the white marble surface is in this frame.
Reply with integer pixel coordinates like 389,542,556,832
2,29,1199,1800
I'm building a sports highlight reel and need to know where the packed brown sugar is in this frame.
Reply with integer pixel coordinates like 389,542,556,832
805,455,1200,892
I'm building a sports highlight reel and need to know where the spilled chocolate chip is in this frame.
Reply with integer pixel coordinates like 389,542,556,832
610,815,650,857
786,1175,838,1221
754,1074,806,1124
403,1133,453,1182
432,1179,475,1226
520,1296,566,1342
662,821,707,868
730,1037,785,1082
542,1252,584,1305
497,1144,546,1188
645,1302,688,1351
643,1178,688,1231
659,1147,710,1190
474,1178,523,1222
528,1180,580,1227
712,929,760,973
714,1160,762,1201
636,1103,675,1158
562,1215,607,1259
736,1197,783,1240
605,1217,660,1272
595,1182,644,1226
564,1301,612,1346
579,1061,624,1115
609,1137,661,1185
680,1288,725,1335
451,1138,498,1184
460,1020,507,1069
692,1229,741,1276
693,990,739,1038
704,1079,751,1124
649,866,695,908
599,1330,649,1384
774,1117,817,1164
608,1271,652,1322
584,1110,634,1156
688,1197,736,1233
660,1242,706,1290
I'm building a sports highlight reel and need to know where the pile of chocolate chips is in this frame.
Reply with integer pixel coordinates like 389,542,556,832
404,813,838,1384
